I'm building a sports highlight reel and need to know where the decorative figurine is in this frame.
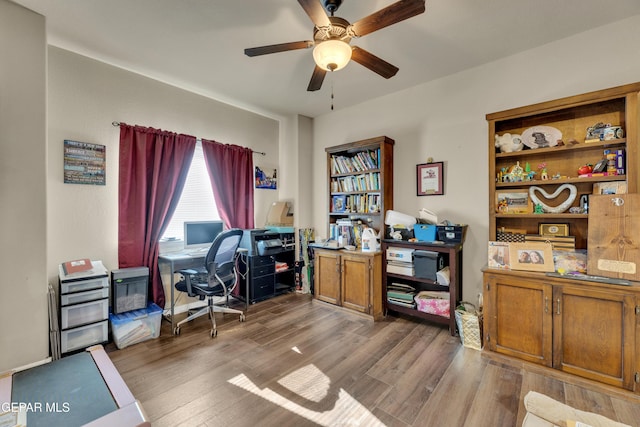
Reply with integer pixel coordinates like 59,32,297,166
495,133,524,153
534,204,544,214
500,161,526,182
577,164,593,175
538,163,548,180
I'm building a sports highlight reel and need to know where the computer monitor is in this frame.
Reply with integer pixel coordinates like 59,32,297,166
183,220,224,250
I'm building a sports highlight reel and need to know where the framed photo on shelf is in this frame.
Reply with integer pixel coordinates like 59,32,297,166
593,181,627,195
332,195,347,213
509,242,554,272
539,223,569,237
416,162,444,196
495,190,532,214
488,241,511,269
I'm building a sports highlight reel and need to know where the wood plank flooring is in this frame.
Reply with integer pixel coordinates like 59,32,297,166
105,293,640,426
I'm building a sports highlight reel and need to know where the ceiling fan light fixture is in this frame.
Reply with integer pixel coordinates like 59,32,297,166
313,39,352,72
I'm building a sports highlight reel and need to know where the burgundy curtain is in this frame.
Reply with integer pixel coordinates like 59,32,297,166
201,139,255,229
118,124,197,308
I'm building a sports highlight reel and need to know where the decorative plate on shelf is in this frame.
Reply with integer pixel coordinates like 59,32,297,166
521,126,562,149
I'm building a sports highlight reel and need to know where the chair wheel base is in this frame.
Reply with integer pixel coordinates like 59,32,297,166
240,314,246,322
210,329,217,338
174,326,181,335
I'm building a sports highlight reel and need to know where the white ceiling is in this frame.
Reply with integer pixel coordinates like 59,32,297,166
12,0,640,118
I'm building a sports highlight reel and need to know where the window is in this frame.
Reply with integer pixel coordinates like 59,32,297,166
161,141,220,241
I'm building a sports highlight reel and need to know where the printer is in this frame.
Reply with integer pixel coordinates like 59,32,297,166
239,228,283,256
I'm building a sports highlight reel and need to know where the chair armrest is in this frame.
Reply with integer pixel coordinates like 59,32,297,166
178,268,199,275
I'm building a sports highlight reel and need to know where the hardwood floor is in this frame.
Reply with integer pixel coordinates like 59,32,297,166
106,293,640,426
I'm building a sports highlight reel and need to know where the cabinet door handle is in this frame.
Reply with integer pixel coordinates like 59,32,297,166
556,298,561,315
544,296,549,314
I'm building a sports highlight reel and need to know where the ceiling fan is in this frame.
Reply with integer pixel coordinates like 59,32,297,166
244,0,426,91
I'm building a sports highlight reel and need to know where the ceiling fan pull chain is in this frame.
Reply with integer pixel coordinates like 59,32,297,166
330,74,335,110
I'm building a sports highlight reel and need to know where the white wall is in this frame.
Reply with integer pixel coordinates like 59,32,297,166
0,0,48,372
311,15,640,304
46,46,281,290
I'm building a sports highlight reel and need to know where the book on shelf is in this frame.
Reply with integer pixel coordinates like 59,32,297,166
388,282,416,292
387,290,415,301
331,149,380,175
387,298,415,308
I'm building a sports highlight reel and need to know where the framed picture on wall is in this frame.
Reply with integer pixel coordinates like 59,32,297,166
416,162,444,196
255,166,277,189
63,140,106,185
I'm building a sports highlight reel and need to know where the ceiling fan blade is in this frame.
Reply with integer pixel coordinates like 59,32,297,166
351,46,399,79
244,41,314,57
307,65,327,91
350,0,426,37
298,0,331,28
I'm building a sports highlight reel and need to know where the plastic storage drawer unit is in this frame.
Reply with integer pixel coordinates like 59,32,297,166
109,302,162,349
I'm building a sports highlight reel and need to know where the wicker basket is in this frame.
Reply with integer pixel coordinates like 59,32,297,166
455,302,483,350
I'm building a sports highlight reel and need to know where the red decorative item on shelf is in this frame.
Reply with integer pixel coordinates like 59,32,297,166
577,164,593,175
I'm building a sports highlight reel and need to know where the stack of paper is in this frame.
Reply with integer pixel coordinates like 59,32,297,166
387,283,416,308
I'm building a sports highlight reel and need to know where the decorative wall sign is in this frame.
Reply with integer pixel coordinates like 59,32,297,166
416,162,444,196
255,166,277,189
63,140,106,185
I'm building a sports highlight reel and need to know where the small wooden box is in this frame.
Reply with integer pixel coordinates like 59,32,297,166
587,194,640,281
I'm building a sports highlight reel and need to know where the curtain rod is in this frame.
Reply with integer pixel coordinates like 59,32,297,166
111,121,266,156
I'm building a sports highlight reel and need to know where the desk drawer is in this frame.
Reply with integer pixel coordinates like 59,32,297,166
252,275,275,300
251,264,275,277
61,287,109,306
60,276,109,294
61,320,108,353
61,298,108,329
250,256,275,269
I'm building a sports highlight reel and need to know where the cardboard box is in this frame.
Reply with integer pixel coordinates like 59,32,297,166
386,261,415,276
266,201,293,226
386,247,414,263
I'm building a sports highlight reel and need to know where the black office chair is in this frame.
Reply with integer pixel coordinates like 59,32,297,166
174,228,245,337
